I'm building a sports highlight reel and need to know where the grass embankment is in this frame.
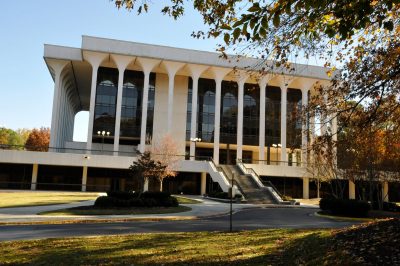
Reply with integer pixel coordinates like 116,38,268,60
0,191,99,208
1,219,399,265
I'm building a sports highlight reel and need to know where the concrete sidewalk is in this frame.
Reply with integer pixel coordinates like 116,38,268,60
0,196,247,224
0,195,318,224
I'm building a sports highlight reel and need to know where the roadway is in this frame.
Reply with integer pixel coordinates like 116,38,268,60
0,207,357,241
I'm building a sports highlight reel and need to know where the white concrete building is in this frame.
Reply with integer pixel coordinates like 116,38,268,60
0,35,352,202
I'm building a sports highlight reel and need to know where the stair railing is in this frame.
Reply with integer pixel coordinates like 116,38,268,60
236,159,283,202
236,159,264,188
208,159,242,196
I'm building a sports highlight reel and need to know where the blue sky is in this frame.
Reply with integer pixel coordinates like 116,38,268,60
0,1,219,141
0,1,323,141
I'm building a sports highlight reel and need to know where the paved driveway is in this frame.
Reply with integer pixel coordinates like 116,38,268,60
0,207,357,241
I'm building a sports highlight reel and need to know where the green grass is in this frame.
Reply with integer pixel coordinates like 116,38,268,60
39,205,192,216
0,191,99,208
174,196,202,204
0,229,331,265
3,219,398,265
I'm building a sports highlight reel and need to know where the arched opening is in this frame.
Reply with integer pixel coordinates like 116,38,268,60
73,111,89,142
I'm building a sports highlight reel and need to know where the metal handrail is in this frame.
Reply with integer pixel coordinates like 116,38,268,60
237,158,283,202
236,159,264,188
261,180,284,198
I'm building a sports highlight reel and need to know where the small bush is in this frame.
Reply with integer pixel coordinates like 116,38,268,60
140,191,171,200
94,191,179,208
94,196,115,208
319,198,371,217
162,197,179,207
383,202,400,212
208,191,229,199
107,191,137,200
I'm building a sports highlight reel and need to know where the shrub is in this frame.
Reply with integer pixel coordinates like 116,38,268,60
107,191,137,200
319,198,371,217
94,191,179,208
140,191,171,200
383,202,400,212
208,191,229,199
94,196,115,208
162,196,179,207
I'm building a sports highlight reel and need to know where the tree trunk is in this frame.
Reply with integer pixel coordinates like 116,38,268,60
159,178,163,192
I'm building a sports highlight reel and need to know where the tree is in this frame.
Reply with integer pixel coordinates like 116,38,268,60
16,128,32,145
25,127,50,152
0,127,24,148
306,135,346,199
151,134,180,191
129,151,166,193
113,1,397,61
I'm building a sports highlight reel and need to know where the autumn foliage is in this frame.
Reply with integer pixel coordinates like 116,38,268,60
25,127,50,151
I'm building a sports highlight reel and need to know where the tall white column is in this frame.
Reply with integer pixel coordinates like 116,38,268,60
84,52,107,152
236,74,247,160
112,55,133,155
211,67,230,164
201,172,207,195
31,164,38,190
137,58,160,153
349,180,356,199
258,75,272,162
301,88,309,166
163,61,185,133
259,83,266,162
187,65,208,160
214,78,223,164
303,177,309,199
280,86,288,164
382,181,389,202
82,166,88,192
140,71,151,153
48,60,68,149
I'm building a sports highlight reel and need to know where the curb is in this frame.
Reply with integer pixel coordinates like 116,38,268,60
314,211,374,222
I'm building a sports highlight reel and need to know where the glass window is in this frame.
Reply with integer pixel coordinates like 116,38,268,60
93,67,118,144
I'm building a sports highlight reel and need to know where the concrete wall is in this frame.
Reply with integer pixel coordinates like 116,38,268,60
246,163,306,178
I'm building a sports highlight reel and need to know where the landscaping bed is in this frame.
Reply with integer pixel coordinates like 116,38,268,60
39,191,193,216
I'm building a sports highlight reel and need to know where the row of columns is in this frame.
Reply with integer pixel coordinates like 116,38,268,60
81,53,316,163
188,68,315,165
84,53,163,154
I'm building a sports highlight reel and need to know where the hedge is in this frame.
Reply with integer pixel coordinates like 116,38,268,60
95,191,178,208
320,198,371,217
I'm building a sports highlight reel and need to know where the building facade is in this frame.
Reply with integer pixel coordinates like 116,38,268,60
3,35,394,202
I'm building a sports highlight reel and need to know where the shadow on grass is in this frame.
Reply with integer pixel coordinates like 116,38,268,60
1,229,347,266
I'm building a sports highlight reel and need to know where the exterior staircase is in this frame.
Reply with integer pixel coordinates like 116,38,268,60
220,163,283,204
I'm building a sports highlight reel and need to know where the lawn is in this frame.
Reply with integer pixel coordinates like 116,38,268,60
174,196,202,204
0,229,329,265
39,205,192,216
1,219,399,265
0,191,99,208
